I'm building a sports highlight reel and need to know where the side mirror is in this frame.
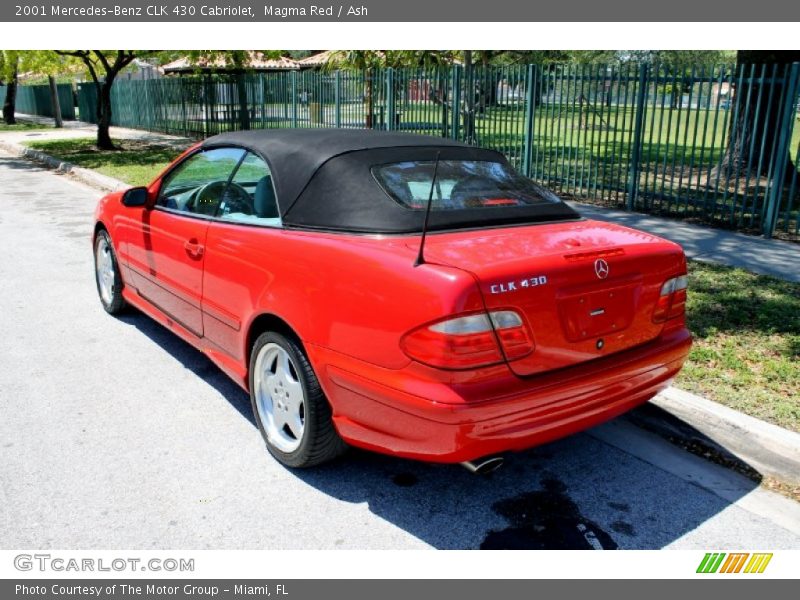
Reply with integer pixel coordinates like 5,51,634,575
121,187,149,208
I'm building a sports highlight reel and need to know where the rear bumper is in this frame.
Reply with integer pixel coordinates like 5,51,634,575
309,328,692,463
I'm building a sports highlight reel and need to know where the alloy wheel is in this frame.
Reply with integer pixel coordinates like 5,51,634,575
253,342,306,453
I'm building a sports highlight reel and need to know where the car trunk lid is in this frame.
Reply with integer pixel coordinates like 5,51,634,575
408,220,686,376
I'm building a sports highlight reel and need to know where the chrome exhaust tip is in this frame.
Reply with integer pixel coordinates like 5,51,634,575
460,455,505,475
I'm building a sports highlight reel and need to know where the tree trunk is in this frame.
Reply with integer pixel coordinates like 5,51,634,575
718,50,800,181
365,69,374,129
475,51,496,112
235,73,251,130
48,76,63,128
531,65,544,107
2,65,17,125
670,85,680,109
96,77,115,150
57,51,137,151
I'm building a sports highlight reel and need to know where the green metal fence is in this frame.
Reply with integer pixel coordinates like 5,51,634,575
51,64,800,239
3,83,76,120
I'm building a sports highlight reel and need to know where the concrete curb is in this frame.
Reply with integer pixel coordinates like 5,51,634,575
0,139,129,193
644,387,800,486
3,136,799,488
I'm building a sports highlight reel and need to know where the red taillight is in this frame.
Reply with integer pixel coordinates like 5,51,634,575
401,310,534,369
652,275,688,323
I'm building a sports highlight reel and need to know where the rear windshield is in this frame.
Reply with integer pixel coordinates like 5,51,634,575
372,160,562,211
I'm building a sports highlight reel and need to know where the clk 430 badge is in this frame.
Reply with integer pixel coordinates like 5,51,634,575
490,275,548,294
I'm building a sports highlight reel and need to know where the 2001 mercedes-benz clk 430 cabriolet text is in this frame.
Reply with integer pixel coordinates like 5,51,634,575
93,129,691,471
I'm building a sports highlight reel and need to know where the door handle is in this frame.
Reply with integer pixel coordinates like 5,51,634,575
184,239,204,258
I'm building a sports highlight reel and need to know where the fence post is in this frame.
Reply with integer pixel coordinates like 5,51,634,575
522,64,537,178
334,71,342,128
201,75,210,136
385,68,395,131
260,75,267,128
142,79,150,132
627,63,649,211
763,61,800,238
180,80,188,137
290,71,298,128
450,65,461,140
208,76,218,135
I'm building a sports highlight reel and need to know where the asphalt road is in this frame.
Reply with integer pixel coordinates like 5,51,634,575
1,152,799,550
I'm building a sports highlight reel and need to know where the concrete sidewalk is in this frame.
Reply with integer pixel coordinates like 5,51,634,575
4,114,799,282
2,113,192,149
0,114,193,192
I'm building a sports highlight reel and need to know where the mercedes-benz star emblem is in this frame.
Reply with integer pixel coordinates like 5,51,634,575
594,258,610,279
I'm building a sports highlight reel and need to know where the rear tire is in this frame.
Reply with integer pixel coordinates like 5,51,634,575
249,331,347,468
94,229,126,315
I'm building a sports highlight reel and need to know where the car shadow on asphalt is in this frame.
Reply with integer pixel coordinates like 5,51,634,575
290,435,761,550
117,309,256,427
118,308,761,550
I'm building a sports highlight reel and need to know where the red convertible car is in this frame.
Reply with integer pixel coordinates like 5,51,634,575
93,129,691,472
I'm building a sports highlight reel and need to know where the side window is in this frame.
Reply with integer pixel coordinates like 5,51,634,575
218,152,281,226
158,147,245,216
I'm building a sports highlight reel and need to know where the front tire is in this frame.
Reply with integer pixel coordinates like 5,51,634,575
94,229,126,315
249,331,346,468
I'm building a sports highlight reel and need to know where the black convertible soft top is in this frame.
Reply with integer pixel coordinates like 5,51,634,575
202,129,578,234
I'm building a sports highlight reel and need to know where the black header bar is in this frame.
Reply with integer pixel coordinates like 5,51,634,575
3,0,800,22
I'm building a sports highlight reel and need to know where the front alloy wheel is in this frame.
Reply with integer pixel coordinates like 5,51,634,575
94,230,125,314
249,332,346,468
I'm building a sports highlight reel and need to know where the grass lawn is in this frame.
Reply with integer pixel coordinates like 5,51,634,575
23,137,188,187
0,121,48,132
678,261,800,432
